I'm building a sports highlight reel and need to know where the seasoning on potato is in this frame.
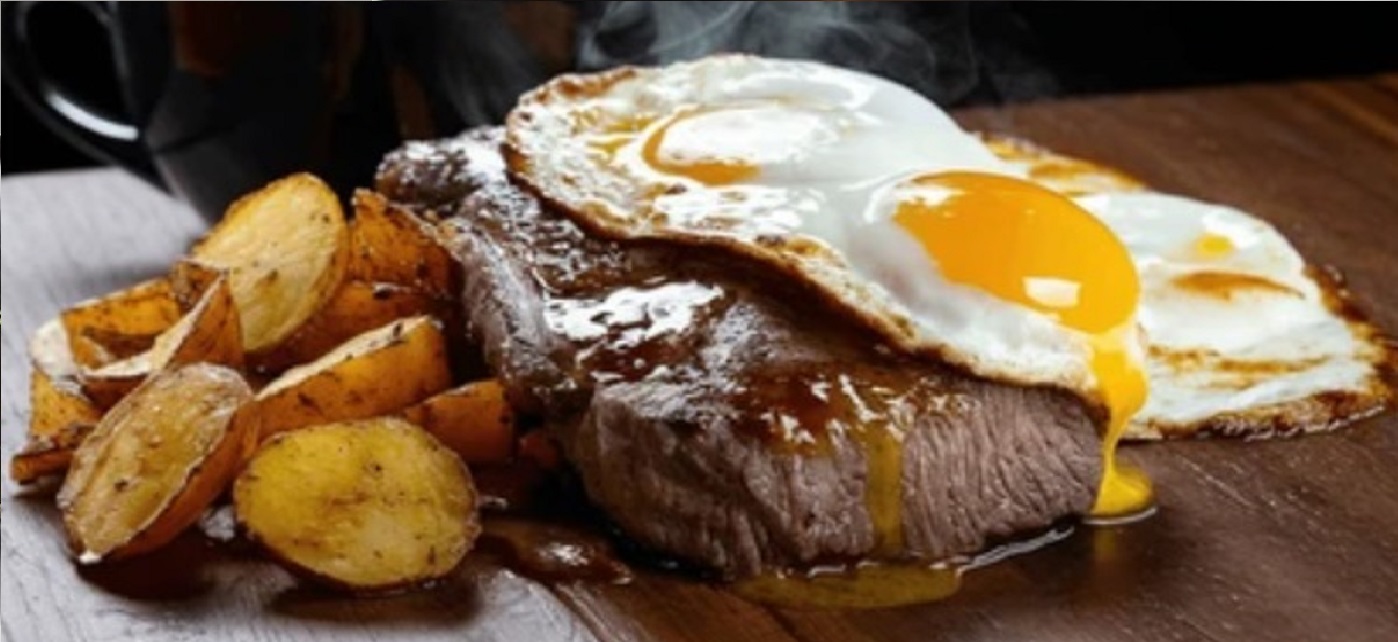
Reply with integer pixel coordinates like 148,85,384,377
401,379,516,464
254,281,444,372
190,172,350,355
234,418,480,592
349,189,460,298
12,171,476,599
250,315,451,441
79,275,243,409
58,363,256,563
10,319,102,484
60,277,181,369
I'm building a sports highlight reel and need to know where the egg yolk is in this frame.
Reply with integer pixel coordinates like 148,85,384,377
894,172,1153,520
1193,232,1235,260
638,108,767,185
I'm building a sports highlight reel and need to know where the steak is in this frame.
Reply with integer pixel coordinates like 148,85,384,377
376,129,1103,579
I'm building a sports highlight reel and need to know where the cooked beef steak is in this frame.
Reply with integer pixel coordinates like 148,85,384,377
377,129,1103,579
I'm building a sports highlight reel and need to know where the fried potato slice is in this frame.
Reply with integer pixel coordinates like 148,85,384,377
191,173,349,354
401,380,515,464
58,363,255,563
252,315,450,440
168,258,225,311
349,189,459,298
9,426,91,486
10,319,102,484
255,281,444,372
61,278,181,369
234,418,479,592
80,276,244,409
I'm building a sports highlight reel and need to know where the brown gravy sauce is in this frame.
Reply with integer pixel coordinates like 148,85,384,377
479,517,632,584
727,371,955,558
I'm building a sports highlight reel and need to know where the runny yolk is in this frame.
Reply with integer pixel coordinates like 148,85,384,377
893,171,1153,520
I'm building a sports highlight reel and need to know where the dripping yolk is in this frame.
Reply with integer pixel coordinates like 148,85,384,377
893,172,1153,519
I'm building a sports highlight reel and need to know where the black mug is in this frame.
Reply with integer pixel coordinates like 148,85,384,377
2,1,591,221
3,1,1006,222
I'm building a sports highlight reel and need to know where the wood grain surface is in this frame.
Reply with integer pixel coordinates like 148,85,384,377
4,76,1397,642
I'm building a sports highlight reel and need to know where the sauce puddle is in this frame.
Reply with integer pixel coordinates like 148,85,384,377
479,517,633,584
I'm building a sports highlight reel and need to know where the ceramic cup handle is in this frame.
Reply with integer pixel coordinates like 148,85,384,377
2,1,163,186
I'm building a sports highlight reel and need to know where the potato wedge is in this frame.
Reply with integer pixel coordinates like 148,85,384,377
9,425,92,485
255,281,444,372
168,258,225,311
10,319,102,484
80,276,243,409
401,380,515,464
349,189,459,297
61,278,181,369
252,315,450,440
234,418,479,591
191,173,349,354
58,363,255,563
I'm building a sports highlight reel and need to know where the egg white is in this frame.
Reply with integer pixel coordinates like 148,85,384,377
1074,191,1391,438
507,55,1391,438
508,55,1105,399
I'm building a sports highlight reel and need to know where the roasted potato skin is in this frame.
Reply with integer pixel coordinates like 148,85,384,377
79,276,244,409
79,372,143,412
10,373,99,484
58,363,256,563
164,276,244,369
401,380,516,464
254,281,445,372
349,189,460,298
192,172,350,355
10,438,85,486
168,259,226,312
12,319,104,484
61,278,180,369
252,315,451,440
234,418,479,592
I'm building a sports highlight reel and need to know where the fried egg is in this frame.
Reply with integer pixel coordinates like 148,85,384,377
981,138,1393,439
506,55,1393,519
1086,194,1391,438
507,56,1125,396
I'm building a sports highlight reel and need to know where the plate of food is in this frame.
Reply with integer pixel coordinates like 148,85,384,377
3,53,1397,642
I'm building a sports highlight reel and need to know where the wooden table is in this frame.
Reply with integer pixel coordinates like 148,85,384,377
4,76,1397,642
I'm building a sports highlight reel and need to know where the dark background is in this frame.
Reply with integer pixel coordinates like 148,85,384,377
5,1,1396,175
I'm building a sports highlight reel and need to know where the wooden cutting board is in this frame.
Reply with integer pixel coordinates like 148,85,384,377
4,76,1397,642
